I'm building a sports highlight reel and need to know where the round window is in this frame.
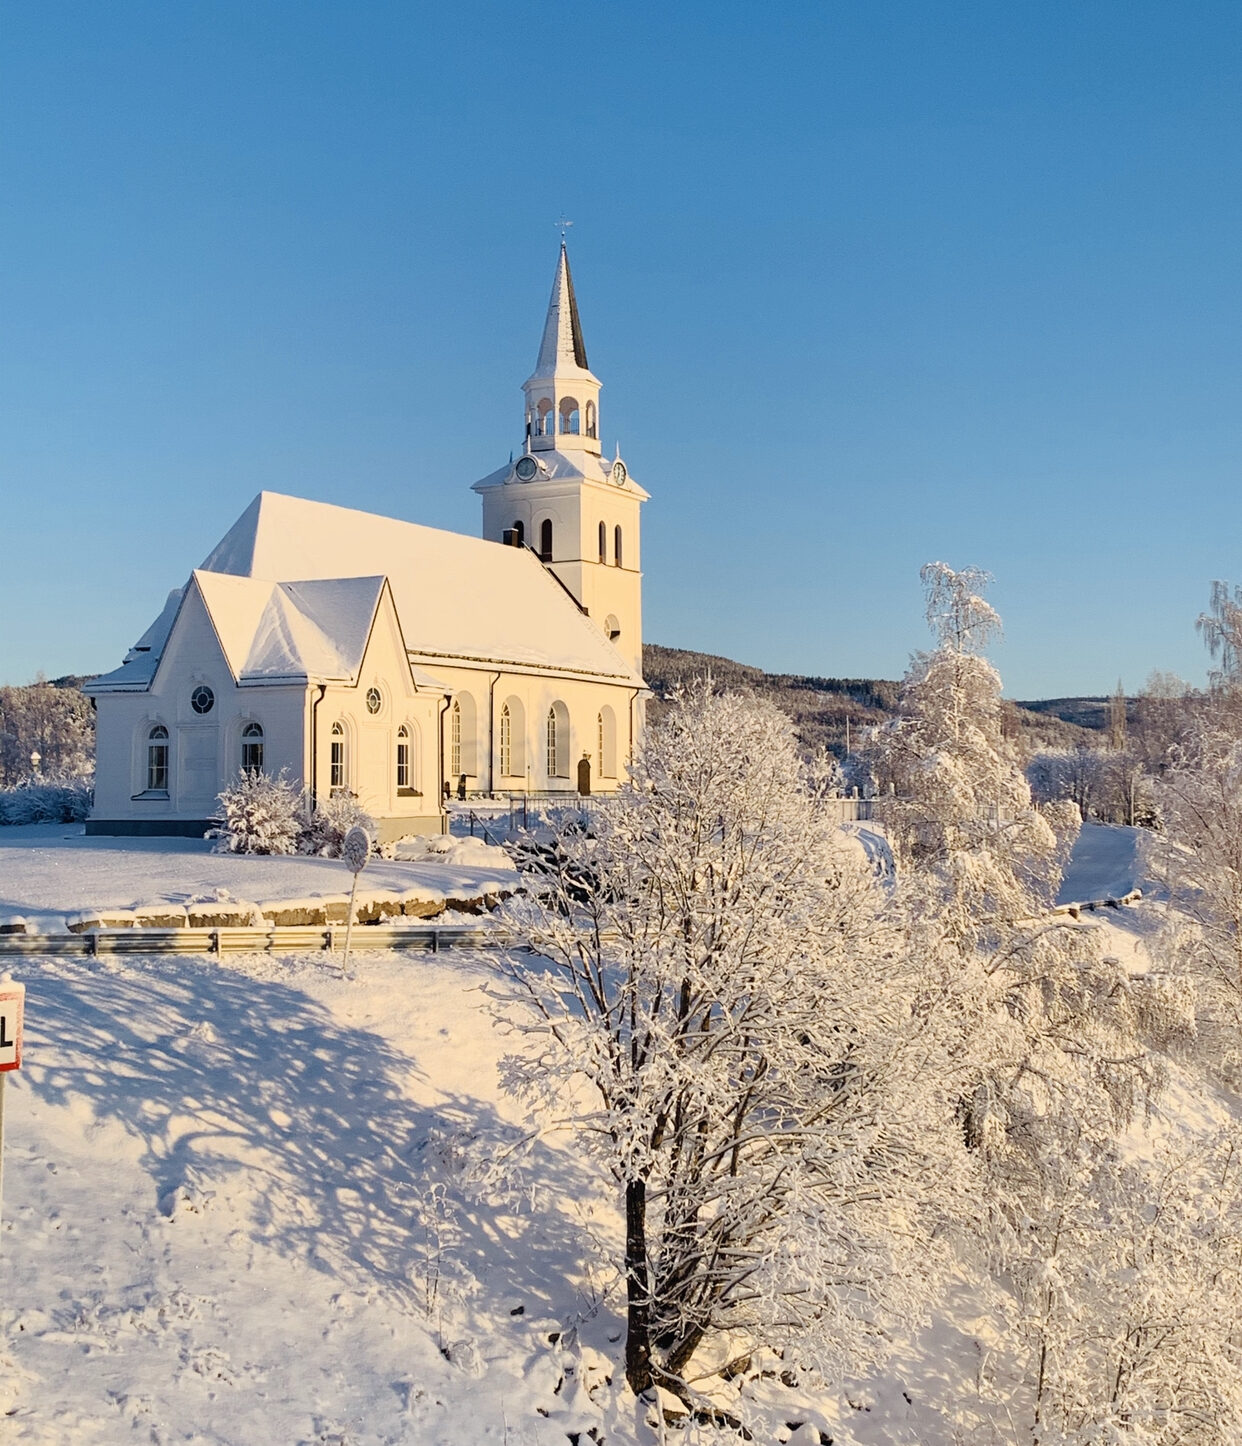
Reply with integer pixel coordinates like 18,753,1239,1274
365,687,382,715
191,685,215,715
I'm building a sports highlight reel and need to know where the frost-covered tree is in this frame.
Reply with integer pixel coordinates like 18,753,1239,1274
871,563,1070,944
496,682,975,1413
212,768,302,855
873,566,1186,1441
0,677,94,786
1011,1128,1242,1444
1197,580,1242,690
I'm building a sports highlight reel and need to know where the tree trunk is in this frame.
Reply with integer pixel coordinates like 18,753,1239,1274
624,1177,654,1396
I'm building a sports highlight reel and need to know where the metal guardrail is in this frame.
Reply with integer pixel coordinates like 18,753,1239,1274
0,923,513,958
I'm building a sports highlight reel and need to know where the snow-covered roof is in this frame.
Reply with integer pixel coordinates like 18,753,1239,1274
200,492,641,682
195,572,388,683
87,491,642,693
88,570,451,693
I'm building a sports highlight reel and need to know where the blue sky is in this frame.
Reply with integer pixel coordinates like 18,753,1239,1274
2,0,1241,696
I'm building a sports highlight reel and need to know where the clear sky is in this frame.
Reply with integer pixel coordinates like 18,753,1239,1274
2,0,1241,697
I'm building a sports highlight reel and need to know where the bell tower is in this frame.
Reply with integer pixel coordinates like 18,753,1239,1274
523,241,603,457
473,242,649,677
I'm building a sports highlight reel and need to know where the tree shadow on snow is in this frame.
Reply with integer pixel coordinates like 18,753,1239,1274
14,952,606,1334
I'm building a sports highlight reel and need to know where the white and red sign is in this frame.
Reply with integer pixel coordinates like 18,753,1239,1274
0,980,24,1071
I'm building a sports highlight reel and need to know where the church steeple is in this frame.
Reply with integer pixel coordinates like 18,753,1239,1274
523,241,602,456
474,242,648,675
534,241,590,373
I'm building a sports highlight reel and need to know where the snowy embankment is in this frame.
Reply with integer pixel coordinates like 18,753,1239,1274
0,824,517,934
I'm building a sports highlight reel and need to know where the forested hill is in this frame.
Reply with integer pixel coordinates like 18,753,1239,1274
642,643,1101,757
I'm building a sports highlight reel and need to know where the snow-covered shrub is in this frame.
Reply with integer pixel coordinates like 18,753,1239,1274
301,793,375,858
210,769,302,855
0,778,93,824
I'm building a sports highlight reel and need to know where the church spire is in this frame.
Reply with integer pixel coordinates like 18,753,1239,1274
534,241,590,375
522,240,602,455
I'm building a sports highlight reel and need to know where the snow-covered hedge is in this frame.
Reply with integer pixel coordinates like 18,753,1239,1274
299,793,376,859
0,778,93,825
210,772,377,857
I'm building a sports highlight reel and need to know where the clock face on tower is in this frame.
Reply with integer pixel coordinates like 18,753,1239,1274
611,460,627,487
514,456,538,482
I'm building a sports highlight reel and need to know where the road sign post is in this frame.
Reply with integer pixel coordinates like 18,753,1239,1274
341,826,372,967
0,974,25,1249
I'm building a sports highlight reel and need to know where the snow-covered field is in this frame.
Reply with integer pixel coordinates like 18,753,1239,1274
0,823,1214,1444
0,824,517,933
1,944,635,1445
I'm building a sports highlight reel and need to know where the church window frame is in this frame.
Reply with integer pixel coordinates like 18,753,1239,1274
585,400,597,439
190,684,215,715
598,705,618,778
450,700,462,778
546,708,559,780
536,398,553,436
546,701,569,781
146,725,170,794
558,396,580,435
365,686,383,716
511,519,524,546
539,519,553,562
598,521,607,563
614,525,623,568
241,721,264,775
499,704,512,778
330,722,348,793
397,724,419,795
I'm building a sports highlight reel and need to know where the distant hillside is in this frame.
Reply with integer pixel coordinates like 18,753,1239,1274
643,644,1101,757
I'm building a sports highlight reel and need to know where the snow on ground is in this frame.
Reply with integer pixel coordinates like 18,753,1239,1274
1056,821,1145,905
1,946,634,1445
0,824,516,933
0,820,1218,1445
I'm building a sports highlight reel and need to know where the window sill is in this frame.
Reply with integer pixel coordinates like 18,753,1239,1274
397,788,422,798
131,790,170,801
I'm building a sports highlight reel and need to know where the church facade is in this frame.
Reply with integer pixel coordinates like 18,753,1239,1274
85,245,649,839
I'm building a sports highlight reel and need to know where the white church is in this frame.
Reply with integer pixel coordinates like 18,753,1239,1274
85,244,649,839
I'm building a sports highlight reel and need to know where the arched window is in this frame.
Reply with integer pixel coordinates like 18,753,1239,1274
614,525,623,568
539,519,553,562
598,520,607,563
147,725,169,792
546,708,559,779
396,725,412,791
499,696,525,776
512,519,524,546
558,396,580,435
330,722,346,791
585,400,597,439
598,706,618,778
450,700,461,777
604,613,621,641
546,701,569,780
499,704,512,777
536,398,553,436
241,722,264,774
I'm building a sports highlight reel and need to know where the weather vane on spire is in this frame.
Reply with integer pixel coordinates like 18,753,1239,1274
556,216,574,243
